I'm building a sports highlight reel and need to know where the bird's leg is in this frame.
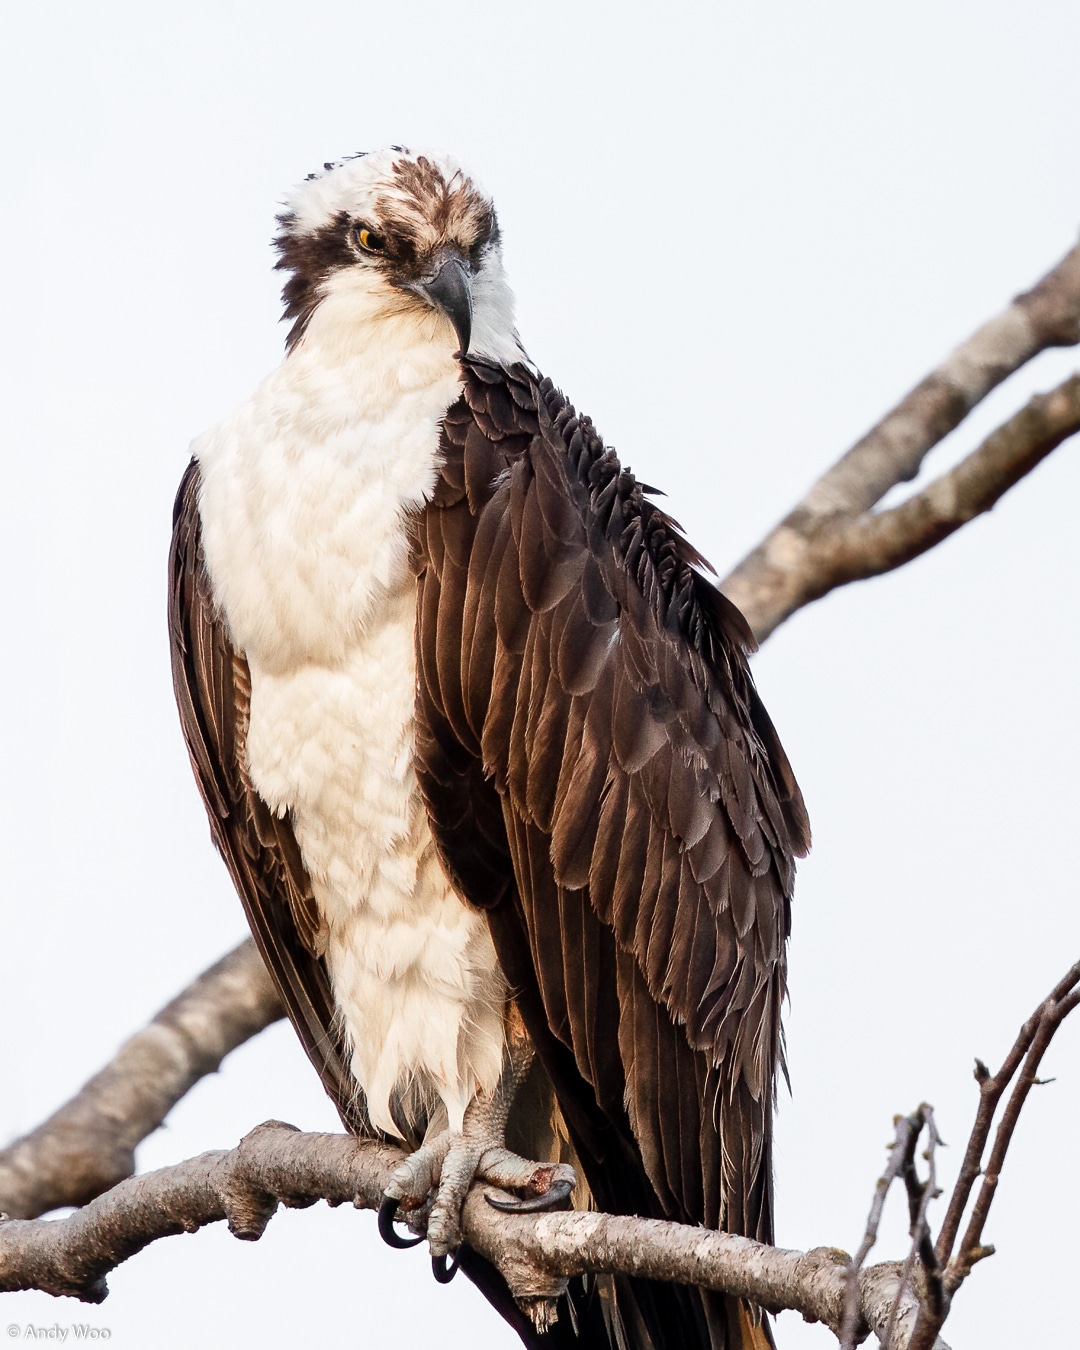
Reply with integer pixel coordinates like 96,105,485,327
379,1009,576,1271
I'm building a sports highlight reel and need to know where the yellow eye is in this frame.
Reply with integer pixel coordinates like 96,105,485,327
355,224,384,253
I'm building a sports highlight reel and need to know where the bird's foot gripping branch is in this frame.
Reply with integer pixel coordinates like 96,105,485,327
4,961,1079,1349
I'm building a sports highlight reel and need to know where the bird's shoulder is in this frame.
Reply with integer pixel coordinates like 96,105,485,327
431,357,808,857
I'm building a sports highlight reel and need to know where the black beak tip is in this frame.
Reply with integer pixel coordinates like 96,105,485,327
455,300,472,357
447,299,472,358
420,255,473,359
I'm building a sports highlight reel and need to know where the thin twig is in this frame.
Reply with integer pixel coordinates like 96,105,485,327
839,1112,921,1350
905,962,1080,1350
914,1108,944,1317
882,1106,944,1347
949,985,1080,1288
934,960,1080,1269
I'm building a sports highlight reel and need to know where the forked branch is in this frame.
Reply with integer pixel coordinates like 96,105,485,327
6,963,1077,1347
722,239,1080,638
6,241,1079,1234
0,1119,944,1349
903,960,1080,1350
831,962,1080,1350
741,374,1080,623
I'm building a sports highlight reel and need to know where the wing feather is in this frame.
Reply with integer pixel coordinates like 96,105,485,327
414,361,808,1275
168,460,365,1134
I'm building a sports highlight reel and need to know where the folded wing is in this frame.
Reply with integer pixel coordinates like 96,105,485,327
413,360,810,1248
169,461,365,1133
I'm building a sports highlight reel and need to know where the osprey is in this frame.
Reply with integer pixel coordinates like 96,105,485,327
169,148,808,1350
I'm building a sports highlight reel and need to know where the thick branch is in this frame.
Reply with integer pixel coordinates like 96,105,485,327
14,242,1080,1213
0,941,282,1220
798,239,1080,517
476,1209,948,1350
0,1121,945,1349
6,969,1075,1349
733,374,1080,632
4,243,1078,1348
723,239,1080,638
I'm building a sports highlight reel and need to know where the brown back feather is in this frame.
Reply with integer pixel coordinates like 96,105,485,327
414,360,809,1348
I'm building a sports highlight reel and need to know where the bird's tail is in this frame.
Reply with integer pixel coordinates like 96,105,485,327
482,1039,774,1350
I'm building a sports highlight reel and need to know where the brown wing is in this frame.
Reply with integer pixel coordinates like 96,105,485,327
171,459,619,1350
168,459,366,1134
413,361,809,1251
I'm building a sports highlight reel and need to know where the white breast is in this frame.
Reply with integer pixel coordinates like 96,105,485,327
195,299,506,1137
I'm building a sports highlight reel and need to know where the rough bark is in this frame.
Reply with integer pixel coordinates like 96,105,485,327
722,239,1080,638
0,941,281,1220
0,1120,946,1350
8,961,1077,1346
725,374,1080,636
4,239,1080,1347
8,244,1079,1234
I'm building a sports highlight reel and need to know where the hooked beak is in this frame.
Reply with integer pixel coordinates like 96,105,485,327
414,251,473,356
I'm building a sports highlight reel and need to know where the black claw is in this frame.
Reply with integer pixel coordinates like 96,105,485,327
378,1197,424,1248
431,1250,461,1284
485,1177,575,1213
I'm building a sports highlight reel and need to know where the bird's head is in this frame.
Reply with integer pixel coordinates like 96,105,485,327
274,148,519,364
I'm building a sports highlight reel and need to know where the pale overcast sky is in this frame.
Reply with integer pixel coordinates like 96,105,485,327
2,2,1078,1347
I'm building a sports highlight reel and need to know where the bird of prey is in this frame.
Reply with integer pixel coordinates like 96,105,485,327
169,147,809,1350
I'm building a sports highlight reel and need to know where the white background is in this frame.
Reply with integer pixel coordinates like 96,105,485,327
2,2,1078,1346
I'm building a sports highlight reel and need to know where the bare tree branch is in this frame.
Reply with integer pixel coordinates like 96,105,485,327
10,240,1079,1234
904,960,1080,1350
10,957,1075,1348
723,239,1080,638
733,374,1080,631
0,1120,947,1349
0,941,282,1220
5,241,1080,1349
949,985,1080,1286
882,1107,943,1350
839,1111,922,1350
790,240,1080,517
